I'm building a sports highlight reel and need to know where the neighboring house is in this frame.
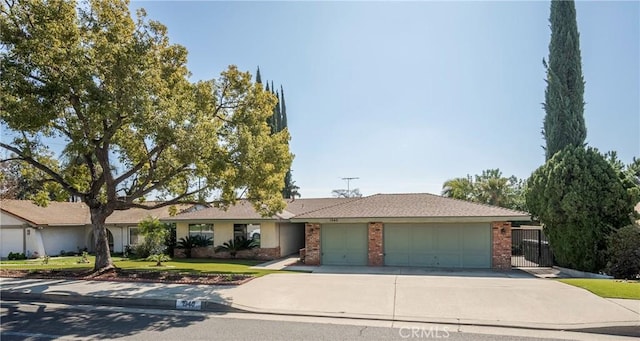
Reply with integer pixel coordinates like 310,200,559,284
0,200,188,258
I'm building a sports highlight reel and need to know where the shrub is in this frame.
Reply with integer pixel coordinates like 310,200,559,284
77,251,90,264
526,146,634,272
606,224,640,279
177,235,212,258
133,242,153,259
138,216,169,255
215,236,258,258
146,253,171,266
7,252,26,260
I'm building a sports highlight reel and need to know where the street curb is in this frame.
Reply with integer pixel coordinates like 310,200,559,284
553,266,613,279
0,290,245,313
3,290,638,337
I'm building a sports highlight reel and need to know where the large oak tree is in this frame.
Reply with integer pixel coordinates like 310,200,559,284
0,0,292,271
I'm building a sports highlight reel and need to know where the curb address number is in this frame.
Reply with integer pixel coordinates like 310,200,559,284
176,299,202,310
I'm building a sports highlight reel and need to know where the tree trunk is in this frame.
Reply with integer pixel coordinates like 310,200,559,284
90,207,114,272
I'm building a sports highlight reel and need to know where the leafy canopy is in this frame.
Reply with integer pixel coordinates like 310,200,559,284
0,0,292,270
0,0,291,213
441,169,526,211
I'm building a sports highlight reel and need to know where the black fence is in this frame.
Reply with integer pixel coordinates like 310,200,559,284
511,229,554,267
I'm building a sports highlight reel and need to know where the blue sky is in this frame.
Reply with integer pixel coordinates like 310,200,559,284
130,0,639,198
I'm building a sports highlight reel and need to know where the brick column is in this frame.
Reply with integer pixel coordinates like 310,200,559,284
492,221,512,270
368,222,384,266
305,223,321,265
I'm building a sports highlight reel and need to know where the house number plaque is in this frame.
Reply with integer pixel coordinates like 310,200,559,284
176,299,202,310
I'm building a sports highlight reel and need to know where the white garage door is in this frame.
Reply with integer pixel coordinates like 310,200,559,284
1,228,24,258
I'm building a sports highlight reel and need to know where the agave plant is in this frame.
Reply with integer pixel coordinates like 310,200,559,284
215,236,258,258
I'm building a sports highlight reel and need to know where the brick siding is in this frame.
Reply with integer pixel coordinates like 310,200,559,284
492,221,512,270
304,223,321,265
368,222,384,266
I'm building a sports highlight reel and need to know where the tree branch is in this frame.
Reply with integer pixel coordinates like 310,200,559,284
0,142,84,197
113,144,164,186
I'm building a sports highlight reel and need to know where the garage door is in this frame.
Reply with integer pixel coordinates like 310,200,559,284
1,228,24,258
321,224,368,266
384,223,490,268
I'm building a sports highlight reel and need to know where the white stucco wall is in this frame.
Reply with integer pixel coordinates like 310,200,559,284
213,222,233,247
260,221,278,248
278,222,305,256
1,227,24,257
25,228,46,257
0,211,27,226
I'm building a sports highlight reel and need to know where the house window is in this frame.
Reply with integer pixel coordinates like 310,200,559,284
188,224,213,243
247,224,260,247
129,227,140,245
233,224,247,240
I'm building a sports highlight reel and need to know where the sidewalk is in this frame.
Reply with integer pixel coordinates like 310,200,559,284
2,272,639,335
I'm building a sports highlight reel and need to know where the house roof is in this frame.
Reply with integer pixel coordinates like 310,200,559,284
284,198,357,215
162,200,280,221
103,202,192,225
0,200,188,227
162,198,355,221
290,193,531,221
1,200,89,226
2,193,532,226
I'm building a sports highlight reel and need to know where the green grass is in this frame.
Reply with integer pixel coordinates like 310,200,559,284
1,256,290,277
558,279,640,299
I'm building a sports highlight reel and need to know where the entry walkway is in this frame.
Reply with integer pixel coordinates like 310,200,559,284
249,255,300,270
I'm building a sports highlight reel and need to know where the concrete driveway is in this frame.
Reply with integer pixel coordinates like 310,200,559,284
225,272,640,330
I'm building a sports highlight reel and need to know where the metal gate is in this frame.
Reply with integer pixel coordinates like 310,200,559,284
511,228,554,267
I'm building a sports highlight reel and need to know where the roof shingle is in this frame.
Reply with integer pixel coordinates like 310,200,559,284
291,193,530,219
0,200,186,226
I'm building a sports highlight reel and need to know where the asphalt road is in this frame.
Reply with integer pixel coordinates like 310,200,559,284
0,301,628,341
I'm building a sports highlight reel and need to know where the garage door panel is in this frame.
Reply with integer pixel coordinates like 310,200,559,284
462,253,488,268
435,226,460,251
385,223,491,268
436,252,461,267
321,224,367,266
409,253,436,267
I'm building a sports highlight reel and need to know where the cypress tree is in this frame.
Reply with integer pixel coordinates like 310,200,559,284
280,85,287,129
264,81,275,132
542,0,586,160
275,89,282,132
255,66,262,85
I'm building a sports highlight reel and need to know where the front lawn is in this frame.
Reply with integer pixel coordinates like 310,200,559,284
1,256,282,277
558,279,640,300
